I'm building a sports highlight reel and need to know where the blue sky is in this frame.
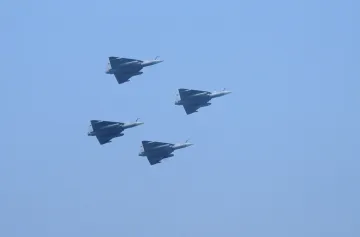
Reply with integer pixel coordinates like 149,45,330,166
1,0,359,236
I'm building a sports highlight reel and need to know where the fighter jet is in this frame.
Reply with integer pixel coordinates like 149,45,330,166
88,119,144,145
175,88,231,115
105,56,163,84
138,140,193,165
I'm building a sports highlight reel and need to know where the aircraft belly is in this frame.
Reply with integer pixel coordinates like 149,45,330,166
117,65,142,72
184,96,210,104
99,127,121,133
196,97,211,103
146,149,171,157
97,130,121,137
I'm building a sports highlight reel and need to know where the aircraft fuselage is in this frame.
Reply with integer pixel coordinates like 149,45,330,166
139,145,174,157
138,143,193,157
88,125,124,137
175,91,231,105
106,63,143,74
105,59,163,74
175,94,211,105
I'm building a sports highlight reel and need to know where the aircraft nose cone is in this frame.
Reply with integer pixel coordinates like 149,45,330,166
142,60,163,67
154,60,163,64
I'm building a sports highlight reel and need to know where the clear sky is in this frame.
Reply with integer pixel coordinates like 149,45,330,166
1,0,359,236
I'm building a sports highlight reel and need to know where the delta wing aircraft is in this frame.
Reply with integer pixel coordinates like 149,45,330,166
138,140,193,165
88,119,144,145
105,56,163,84
175,88,231,115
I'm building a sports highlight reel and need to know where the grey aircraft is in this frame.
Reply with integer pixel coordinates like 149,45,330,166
138,140,193,165
105,56,163,84
88,119,144,145
175,88,232,114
